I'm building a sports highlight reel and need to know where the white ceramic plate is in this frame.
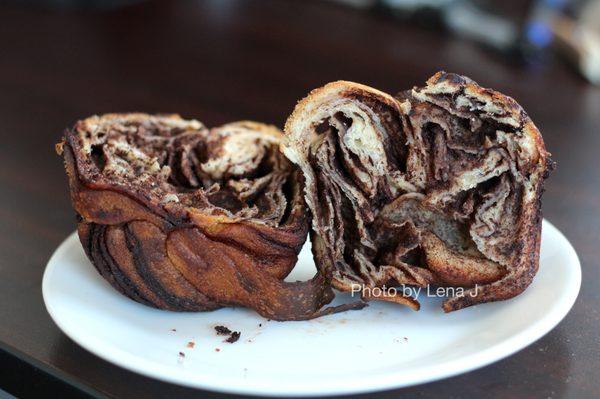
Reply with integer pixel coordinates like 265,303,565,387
43,219,580,397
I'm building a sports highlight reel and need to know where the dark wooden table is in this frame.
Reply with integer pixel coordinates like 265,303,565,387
0,0,598,398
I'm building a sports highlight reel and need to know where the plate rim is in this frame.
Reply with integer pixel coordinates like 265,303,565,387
42,219,581,397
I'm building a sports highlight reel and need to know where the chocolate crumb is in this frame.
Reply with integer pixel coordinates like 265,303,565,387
178,351,185,357
170,328,176,332
215,325,232,335
187,341,195,348
403,337,408,342
258,323,262,327
226,331,241,343
215,348,221,352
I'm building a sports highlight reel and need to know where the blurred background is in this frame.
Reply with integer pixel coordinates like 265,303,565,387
344,0,600,84
2,0,599,128
6,0,600,84
1,1,599,398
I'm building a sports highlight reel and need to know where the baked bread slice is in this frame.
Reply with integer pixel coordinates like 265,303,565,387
58,113,361,320
283,72,552,311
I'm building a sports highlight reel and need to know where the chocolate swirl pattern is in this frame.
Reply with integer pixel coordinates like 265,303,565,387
283,72,552,311
58,114,361,320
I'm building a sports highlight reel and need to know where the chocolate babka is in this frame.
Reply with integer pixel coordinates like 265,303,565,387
58,113,360,320
282,72,552,311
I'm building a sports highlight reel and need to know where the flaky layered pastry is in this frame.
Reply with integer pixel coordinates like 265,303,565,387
58,113,361,320
283,72,552,311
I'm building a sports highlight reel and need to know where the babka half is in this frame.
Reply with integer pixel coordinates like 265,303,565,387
58,113,360,320
282,72,552,311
